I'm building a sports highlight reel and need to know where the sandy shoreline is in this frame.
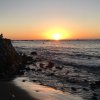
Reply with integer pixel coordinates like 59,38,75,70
0,80,38,100
0,77,83,100
13,77,83,100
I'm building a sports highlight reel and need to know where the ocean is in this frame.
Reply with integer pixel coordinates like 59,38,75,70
12,40,100,68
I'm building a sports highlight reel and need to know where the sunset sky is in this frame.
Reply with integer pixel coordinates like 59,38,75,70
0,0,100,40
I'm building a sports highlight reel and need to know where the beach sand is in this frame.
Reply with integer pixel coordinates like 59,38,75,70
0,77,83,100
0,80,38,100
13,77,83,100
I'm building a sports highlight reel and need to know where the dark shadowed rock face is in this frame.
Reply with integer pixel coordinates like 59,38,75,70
0,38,21,78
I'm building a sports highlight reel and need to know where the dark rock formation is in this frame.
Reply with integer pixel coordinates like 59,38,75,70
95,81,100,87
0,38,21,78
31,51,37,55
91,93,98,100
71,87,77,91
21,54,33,64
90,83,97,91
46,62,54,69
39,63,44,68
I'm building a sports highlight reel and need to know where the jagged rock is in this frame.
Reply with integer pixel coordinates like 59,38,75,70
91,94,98,100
39,63,44,68
56,66,63,70
31,51,37,55
47,73,54,76
17,70,25,75
95,81,100,87
90,83,97,91
37,69,42,72
0,38,21,78
46,62,54,69
25,67,30,71
21,54,33,64
93,93,97,97
71,87,77,91
91,96,98,100
83,87,89,91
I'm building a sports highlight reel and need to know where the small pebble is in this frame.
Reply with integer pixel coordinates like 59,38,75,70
71,87,77,91
22,80,26,82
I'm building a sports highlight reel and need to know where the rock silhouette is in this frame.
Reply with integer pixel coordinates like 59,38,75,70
31,51,37,55
0,37,21,78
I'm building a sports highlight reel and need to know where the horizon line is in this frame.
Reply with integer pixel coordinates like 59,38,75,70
12,38,100,41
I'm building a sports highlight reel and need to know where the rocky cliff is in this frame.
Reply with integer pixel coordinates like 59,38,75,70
0,38,21,78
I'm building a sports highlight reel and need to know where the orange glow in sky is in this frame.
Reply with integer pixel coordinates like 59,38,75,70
43,27,71,40
0,0,100,40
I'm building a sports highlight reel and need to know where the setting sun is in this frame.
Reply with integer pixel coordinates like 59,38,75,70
45,27,71,40
53,33,61,40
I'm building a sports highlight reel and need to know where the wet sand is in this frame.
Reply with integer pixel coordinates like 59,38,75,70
0,77,83,100
13,77,83,100
0,81,38,100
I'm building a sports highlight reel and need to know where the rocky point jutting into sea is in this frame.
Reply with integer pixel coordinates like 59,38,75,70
0,35,34,78
0,35,21,78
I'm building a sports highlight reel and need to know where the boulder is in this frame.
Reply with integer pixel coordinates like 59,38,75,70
0,38,21,78
46,62,54,69
21,54,33,64
71,87,77,91
95,81,100,87
90,83,97,91
91,93,98,100
31,51,37,55
39,63,44,68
